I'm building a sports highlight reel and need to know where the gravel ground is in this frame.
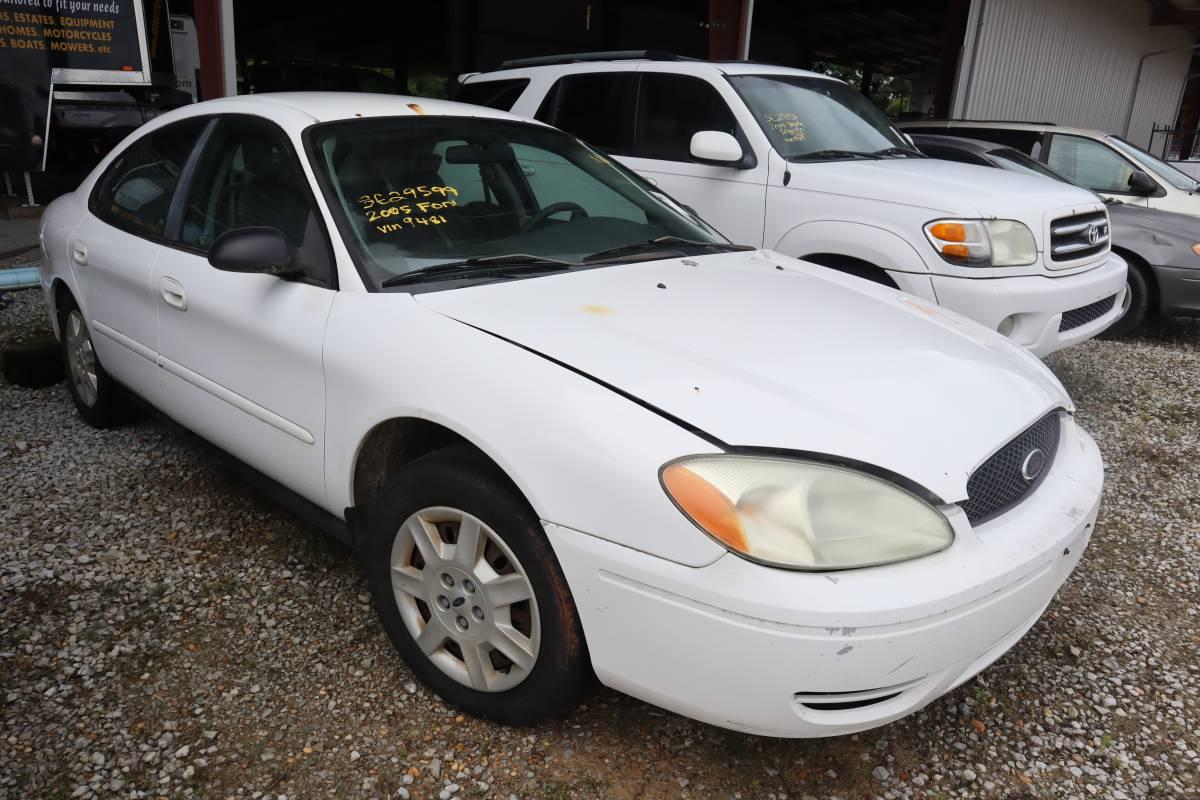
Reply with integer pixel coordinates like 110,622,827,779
1,282,1198,800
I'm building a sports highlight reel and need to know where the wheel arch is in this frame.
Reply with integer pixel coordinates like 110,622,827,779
50,277,77,339
799,253,900,288
350,416,524,514
1110,245,1160,315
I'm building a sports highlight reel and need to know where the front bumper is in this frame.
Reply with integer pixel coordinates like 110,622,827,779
1153,264,1200,318
929,253,1128,357
547,416,1103,738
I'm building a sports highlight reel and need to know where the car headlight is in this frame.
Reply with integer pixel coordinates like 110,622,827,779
661,455,954,570
924,219,1038,267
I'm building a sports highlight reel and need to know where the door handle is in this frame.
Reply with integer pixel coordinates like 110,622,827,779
159,276,187,311
70,239,88,266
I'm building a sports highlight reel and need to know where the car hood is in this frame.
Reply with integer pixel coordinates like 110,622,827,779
793,157,1097,217
414,252,1072,502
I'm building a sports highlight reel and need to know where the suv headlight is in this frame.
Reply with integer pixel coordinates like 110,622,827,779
924,219,1038,267
661,455,953,570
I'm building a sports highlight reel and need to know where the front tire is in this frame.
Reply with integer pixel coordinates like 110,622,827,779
1102,260,1152,337
363,447,588,725
58,296,127,428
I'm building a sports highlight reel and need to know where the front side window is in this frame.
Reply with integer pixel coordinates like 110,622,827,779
92,118,207,239
179,115,332,283
307,116,720,287
1106,135,1197,191
633,73,738,162
536,73,635,155
1047,134,1139,194
729,74,906,160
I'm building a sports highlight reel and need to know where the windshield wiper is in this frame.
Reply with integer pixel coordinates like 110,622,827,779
381,254,574,287
874,145,927,158
790,149,882,162
582,236,754,264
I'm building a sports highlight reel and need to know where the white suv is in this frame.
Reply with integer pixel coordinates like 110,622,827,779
461,53,1129,357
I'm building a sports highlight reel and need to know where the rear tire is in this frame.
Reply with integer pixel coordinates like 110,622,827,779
57,295,128,428
363,447,589,725
1102,260,1152,338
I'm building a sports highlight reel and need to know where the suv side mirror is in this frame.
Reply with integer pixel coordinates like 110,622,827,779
690,131,744,166
1128,170,1159,196
208,227,299,276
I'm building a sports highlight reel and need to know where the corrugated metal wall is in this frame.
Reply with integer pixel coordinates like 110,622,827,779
952,0,1194,147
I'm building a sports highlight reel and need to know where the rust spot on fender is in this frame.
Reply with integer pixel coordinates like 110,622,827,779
407,103,426,115
580,305,614,316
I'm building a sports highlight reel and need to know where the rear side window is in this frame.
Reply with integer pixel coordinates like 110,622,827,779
536,72,635,155
633,73,737,162
456,79,530,111
91,118,208,240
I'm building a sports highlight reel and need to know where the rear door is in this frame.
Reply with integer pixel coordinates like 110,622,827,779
152,114,337,503
71,117,209,403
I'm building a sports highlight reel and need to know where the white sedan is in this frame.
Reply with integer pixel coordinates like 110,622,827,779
38,93,1103,738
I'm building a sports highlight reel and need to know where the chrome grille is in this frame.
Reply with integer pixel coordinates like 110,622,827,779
962,412,1061,525
1060,294,1118,332
1050,211,1109,263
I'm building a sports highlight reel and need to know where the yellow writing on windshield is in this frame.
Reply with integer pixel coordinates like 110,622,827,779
762,112,806,143
358,186,459,233
376,215,449,234
358,185,459,210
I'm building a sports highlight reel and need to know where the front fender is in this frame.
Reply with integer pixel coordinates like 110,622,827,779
322,292,727,567
773,219,934,275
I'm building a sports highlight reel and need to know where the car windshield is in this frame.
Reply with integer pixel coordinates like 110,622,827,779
728,74,907,160
306,117,722,287
1106,135,1198,192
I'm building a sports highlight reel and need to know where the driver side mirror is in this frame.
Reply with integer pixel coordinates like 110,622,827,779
1128,170,1159,196
690,131,745,167
208,227,299,277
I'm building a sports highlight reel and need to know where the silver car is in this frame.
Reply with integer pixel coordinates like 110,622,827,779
913,133,1200,335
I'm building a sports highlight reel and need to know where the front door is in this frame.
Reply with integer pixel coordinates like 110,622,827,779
618,71,768,246
152,114,337,503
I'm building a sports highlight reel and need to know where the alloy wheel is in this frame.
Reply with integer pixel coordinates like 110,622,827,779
65,310,99,407
389,506,541,692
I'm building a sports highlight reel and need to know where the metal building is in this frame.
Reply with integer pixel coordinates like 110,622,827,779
951,0,1197,148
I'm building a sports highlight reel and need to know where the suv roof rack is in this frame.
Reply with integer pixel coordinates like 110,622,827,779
498,50,692,69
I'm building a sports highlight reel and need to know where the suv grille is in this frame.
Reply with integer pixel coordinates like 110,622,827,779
961,412,1061,525
1059,294,1118,332
1049,211,1109,264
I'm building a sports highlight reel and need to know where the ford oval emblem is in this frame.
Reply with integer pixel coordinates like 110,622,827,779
1021,448,1047,481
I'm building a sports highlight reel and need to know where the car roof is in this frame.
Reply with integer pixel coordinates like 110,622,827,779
900,119,1111,138
909,133,1003,155
467,58,835,83
163,91,539,126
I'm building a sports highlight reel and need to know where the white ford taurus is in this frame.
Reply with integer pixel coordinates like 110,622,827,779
38,93,1103,738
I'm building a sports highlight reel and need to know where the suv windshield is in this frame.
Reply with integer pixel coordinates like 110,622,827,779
307,117,721,287
728,74,906,161
1106,135,1199,192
